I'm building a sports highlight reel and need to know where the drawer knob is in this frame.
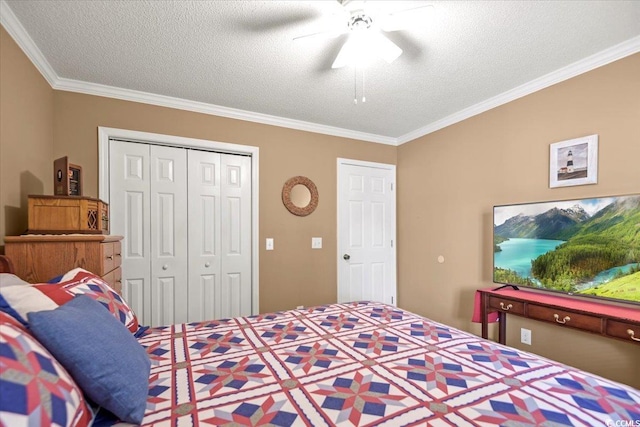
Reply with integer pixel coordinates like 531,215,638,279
554,313,570,324
628,329,640,342
499,302,513,311
106,255,114,260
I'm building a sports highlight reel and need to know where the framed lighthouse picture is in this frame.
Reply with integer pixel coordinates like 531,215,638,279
549,134,598,188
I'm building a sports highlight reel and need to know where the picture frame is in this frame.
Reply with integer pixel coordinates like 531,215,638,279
549,134,598,188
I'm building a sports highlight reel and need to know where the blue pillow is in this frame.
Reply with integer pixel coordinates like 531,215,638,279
28,295,150,424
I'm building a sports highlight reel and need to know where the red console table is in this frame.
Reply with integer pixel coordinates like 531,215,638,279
478,287,640,346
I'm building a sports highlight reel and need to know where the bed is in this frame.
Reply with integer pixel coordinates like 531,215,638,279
1,257,639,426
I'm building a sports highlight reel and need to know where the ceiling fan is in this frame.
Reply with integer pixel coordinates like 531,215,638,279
295,0,434,69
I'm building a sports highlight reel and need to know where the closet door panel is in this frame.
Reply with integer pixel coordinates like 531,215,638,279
150,145,188,325
187,150,222,322
221,273,242,318
192,274,218,321
109,141,151,324
221,155,252,318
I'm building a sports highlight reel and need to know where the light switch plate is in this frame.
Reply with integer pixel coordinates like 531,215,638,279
312,237,322,249
266,238,274,250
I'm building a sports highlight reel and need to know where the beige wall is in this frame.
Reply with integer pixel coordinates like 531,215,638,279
0,27,53,243
397,53,640,388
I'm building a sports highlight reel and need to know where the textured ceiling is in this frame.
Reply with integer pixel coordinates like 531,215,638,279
3,0,640,144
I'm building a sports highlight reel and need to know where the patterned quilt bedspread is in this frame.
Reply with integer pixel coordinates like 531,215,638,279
109,301,640,426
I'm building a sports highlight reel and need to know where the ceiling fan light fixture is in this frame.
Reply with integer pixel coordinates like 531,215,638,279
331,30,402,69
331,37,358,68
372,32,403,64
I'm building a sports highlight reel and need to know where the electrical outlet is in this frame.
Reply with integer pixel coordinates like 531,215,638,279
520,328,532,345
311,237,322,249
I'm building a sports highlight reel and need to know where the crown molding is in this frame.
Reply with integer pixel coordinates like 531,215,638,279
0,0,57,86
397,35,640,145
54,78,398,145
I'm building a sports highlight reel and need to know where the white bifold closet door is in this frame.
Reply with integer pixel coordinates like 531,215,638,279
109,140,251,326
187,150,252,321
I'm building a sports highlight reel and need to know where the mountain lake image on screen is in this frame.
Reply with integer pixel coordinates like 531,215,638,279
493,193,640,305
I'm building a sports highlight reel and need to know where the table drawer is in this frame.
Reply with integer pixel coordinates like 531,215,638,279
100,241,122,274
606,319,640,344
528,304,603,333
488,296,525,315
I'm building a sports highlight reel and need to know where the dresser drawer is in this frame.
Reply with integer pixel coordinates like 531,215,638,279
100,241,122,274
102,266,122,294
527,304,603,333
488,296,525,315
606,319,640,344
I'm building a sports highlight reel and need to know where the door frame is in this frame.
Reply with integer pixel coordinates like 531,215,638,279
336,158,397,305
98,126,260,315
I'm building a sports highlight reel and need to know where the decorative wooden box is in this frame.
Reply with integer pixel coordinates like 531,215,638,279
27,195,109,234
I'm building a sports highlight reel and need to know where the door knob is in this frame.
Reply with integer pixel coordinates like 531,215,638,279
205,262,211,268
162,264,168,270
343,254,350,260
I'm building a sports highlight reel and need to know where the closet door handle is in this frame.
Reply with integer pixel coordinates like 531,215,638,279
162,264,168,270
205,262,211,268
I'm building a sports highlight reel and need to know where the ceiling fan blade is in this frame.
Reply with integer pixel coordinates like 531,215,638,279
293,29,346,42
380,4,435,32
294,10,349,42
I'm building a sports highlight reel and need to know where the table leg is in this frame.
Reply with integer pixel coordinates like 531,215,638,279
498,312,506,344
481,292,488,339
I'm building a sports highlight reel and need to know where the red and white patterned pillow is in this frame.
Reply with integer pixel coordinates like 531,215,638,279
0,268,139,333
0,311,93,426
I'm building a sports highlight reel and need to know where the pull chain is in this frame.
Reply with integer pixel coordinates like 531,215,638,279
353,66,367,104
362,67,366,103
353,65,358,104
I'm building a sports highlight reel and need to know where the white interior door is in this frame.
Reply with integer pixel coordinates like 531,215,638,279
337,159,396,305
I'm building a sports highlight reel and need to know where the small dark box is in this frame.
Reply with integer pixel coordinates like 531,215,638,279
54,156,82,196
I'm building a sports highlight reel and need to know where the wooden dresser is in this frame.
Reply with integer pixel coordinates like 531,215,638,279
4,234,123,293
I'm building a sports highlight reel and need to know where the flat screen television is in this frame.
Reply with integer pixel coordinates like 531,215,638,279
493,193,640,306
